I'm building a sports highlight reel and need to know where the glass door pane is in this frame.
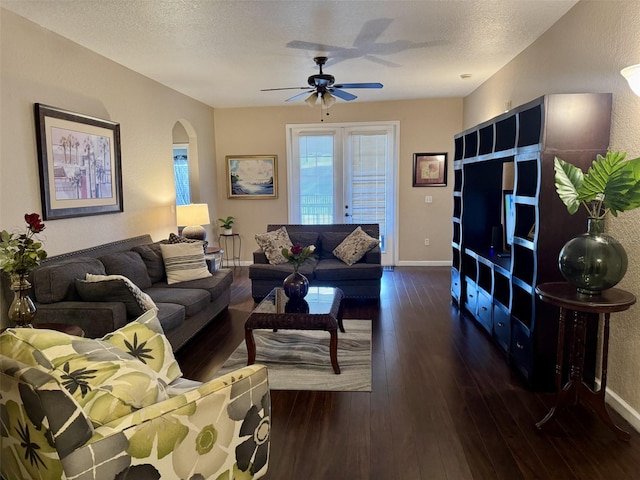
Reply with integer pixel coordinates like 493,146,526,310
347,132,388,252
299,134,336,224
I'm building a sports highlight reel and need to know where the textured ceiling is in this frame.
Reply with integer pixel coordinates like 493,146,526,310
1,0,579,108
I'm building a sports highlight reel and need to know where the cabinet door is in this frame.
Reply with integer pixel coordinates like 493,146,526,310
451,269,461,304
464,279,478,317
476,288,492,334
511,320,533,379
492,302,511,352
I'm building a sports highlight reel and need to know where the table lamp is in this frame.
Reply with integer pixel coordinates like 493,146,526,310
176,203,210,241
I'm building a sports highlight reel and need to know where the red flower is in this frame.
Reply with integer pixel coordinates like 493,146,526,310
290,243,303,255
24,213,45,233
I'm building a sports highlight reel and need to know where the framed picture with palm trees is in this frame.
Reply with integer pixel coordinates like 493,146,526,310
34,103,123,220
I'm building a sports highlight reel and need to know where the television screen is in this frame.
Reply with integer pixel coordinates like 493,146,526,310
504,191,515,248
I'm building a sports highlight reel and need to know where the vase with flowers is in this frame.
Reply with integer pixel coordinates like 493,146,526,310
0,213,48,326
554,151,640,295
281,243,317,299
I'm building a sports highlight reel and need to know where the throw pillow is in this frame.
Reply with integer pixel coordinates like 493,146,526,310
255,226,293,265
99,252,153,290
332,226,380,266
76,273,158,317
132,242,165,283
76,274,157,317
102,309,182,384
166,232,208,251
0,327,168,427
159,242,212,284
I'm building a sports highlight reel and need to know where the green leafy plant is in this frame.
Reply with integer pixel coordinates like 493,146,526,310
0,213,48,275
554,151,640,219
217,216,234,229
281,243,317,271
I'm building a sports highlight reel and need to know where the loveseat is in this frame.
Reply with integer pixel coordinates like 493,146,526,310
249,224,383,302
24,234,233,351
0,310,270,479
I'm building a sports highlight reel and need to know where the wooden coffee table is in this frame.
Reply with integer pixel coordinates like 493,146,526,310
245,287,344,373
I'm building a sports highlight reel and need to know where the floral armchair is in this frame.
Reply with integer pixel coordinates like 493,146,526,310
0,310,270,479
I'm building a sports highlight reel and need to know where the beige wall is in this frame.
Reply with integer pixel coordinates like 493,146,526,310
0,9,218,322
464,0,640,426
213,98,462,263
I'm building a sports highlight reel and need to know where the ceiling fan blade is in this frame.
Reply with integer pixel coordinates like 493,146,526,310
329,88,357,101
333,82,383,89
261,87,309,91
286,90,315,102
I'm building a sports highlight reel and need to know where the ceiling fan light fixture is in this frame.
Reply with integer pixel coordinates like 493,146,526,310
322,92,336,108
621,64,640,96
305,92,319,107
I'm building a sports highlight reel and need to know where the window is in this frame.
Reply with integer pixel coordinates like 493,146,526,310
173,144,190,205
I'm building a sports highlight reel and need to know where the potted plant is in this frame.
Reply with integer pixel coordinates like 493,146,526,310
0,213,48,326
554,150,640,294
218,216,235,235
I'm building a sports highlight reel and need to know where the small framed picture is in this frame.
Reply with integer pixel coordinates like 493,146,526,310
226,155,278,199
34,103,123,219
413,152,447,187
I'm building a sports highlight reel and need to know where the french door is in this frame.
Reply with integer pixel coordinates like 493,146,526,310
286,122,398,265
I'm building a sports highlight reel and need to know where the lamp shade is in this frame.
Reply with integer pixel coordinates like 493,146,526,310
176,204,210,241
322,92,336,108
621,64,640,96
305,92,319,107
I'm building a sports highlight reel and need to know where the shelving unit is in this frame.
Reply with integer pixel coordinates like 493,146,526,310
451,93,612,389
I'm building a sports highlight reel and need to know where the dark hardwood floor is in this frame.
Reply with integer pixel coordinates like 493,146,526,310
177,267,640,480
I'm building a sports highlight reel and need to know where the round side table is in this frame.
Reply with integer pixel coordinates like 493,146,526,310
535,282,636,441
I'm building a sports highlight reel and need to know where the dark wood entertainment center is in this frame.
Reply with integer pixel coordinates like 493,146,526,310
451,93,612,389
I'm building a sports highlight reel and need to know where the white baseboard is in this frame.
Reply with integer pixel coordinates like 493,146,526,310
395,260,452,267
595,380,640,433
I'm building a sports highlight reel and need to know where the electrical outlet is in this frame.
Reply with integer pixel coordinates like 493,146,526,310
425,195,433,203
424,238,430,246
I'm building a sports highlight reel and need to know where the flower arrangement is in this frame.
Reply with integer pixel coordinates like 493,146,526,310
281,243,317,271
0,213,48,276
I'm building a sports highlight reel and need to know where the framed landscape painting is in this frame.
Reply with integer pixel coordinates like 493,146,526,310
413,152,448,187
34,103,123,219
226,155,278,199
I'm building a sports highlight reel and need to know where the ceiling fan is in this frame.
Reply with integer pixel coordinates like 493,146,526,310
261,56,383,106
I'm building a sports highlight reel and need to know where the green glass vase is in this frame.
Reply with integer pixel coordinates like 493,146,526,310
558,217,628,295
7,274,37,327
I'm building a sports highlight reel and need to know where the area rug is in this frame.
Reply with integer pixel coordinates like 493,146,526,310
214,320,372,392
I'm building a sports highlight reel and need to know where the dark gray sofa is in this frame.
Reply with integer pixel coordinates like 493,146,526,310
249,224,383,302
26,235,233,351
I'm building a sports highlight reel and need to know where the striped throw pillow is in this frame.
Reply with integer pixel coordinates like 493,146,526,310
159,242,212,284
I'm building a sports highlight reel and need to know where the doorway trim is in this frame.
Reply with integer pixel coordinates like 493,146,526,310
285,121,399,266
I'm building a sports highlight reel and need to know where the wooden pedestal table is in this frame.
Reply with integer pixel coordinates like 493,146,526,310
535,282,636,441
1,323,85,337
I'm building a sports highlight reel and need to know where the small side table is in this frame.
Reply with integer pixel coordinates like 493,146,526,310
219,233,241,268
535,282,636,441
204,246,224,272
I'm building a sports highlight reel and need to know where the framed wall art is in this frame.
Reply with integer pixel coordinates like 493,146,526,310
225,155,278,199
34,103,123,220
413,152,448,187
